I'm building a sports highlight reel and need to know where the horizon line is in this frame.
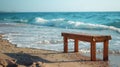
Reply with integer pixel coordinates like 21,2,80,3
0,11,120,13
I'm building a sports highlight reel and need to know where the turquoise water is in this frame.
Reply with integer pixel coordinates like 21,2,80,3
0,12,120,28
0,12,120,54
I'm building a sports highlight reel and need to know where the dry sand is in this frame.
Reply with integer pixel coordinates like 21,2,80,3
0,34,109,67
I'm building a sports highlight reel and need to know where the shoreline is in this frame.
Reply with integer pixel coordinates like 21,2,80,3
0,34,110,67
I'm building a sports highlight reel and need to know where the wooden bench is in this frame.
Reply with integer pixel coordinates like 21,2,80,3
61,32,112,61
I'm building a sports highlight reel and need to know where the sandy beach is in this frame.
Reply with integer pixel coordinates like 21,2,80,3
0,34,109,67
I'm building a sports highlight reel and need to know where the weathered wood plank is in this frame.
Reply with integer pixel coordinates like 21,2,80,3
62,33,111,42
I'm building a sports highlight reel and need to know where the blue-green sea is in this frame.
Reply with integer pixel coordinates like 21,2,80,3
0,12,120,54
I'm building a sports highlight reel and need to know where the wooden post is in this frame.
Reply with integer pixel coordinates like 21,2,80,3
91,41,96,61
74,39,79,52
103,40,109,61
64,37,68,53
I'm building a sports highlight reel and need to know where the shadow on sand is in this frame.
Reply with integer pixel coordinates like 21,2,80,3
4,52,109,67
5,53,52,66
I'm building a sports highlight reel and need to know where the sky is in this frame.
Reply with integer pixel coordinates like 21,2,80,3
0,0,120,12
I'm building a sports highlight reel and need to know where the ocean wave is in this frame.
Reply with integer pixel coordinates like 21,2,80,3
35,17,48,23
34,17,120,33
35,17,65,23
2,17,120,33
68,21,120,33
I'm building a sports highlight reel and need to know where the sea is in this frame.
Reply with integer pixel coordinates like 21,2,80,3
0,12,120,54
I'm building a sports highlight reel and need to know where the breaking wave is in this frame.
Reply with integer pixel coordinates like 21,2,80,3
34,17,120,33
1,17,120,33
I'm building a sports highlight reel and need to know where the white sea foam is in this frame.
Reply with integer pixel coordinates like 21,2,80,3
35,17,48,23
67,21,120,33
51,18,65,21
68,21,85,27
1,22,120,54
35,17,65,23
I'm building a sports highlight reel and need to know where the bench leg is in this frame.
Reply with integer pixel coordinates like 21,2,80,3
74,39,79,52
103,40,109,61
91,41,96,61
64,37,68,53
